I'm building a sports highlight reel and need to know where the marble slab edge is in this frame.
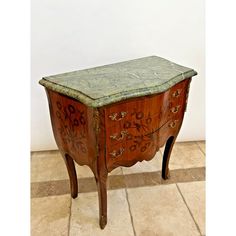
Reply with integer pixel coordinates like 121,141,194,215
39,70,197,108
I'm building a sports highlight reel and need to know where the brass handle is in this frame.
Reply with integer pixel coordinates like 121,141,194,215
172,89,182,98
109,111,127,121
171,105,181,113
110,130,128,141
109,148,125,158
169,120,178,128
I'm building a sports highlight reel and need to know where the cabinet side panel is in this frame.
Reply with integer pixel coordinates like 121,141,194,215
45,89,97,171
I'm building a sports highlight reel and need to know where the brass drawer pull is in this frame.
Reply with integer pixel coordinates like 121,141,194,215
169,120,179,128
171,105,181,113
109,148,125,158
172,89,182,98
110,130,128,141
109,111,127,121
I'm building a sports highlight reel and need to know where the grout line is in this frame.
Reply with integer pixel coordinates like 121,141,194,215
196,141,205,155
31,149,59,156
122,168,137,236
125,189,137,236
176,183,202,236
67,197,72,236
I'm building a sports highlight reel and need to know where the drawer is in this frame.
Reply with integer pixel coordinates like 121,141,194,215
106,131,158,169
105,94,163,129
168,79,189,100
105,80,189,128
106,113,160,146
106,117,183,171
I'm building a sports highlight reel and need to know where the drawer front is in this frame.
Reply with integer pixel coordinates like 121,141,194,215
106,112,161,146
105,94,163,129
106,131,158,167
106,117,183,171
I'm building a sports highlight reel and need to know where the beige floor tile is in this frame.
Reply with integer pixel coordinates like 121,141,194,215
122,151,162,174
127,184,200,236
69,189,134,236
31,151,121,182
31,151,70,182
110,166,123,175
31,194,71,236
177,181,205,235
162,142,205,170
197,141,205,154
75,165,95,178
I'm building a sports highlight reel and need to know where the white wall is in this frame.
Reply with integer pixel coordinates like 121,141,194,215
31,0,205,151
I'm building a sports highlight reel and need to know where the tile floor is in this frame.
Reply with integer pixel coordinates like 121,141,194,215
31,141,205,236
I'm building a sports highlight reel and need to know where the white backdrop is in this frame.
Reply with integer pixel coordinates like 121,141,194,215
31,0,205,151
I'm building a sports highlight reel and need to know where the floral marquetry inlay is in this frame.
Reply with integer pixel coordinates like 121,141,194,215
55,101,87,154
108,109,158,158
124,111,155,153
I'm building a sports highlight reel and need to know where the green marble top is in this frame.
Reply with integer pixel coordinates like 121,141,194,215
39,56,197,107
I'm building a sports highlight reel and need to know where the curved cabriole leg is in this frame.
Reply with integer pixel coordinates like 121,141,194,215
63,154,78,199
95,172,108,229
162,136,176,180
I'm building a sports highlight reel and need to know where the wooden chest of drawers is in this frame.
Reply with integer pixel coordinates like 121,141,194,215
39,56,197,229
